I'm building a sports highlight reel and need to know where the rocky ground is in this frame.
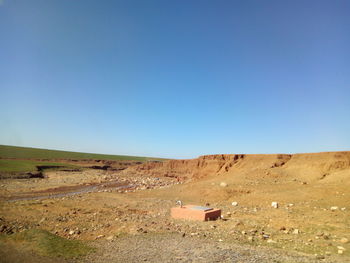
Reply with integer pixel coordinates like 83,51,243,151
0,153,350,262
84,233,328,263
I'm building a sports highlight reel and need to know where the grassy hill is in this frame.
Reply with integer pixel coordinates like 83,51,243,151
0,145,167,162
0,145,168,176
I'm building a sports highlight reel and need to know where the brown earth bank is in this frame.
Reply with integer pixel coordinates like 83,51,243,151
0,151,349,262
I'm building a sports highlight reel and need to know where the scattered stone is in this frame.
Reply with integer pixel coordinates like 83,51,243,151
325,251,331,256
267,239,276,244
338,250,344,255
231,202,238,206
106,235,114,241
69,230,75,235
330,206,339,211
271,202,278,209
341,207,346,211
337,246,345,251
96,234,105,239
220,182,228,187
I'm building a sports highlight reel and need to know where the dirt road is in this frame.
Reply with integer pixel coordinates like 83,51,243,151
82,233,340,263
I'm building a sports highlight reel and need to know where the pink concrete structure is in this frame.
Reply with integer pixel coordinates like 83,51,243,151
171,205,221,221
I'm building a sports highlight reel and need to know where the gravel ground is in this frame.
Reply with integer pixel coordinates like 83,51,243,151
82,233,343,263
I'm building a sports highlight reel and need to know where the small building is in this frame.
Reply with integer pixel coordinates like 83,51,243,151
171,205,221,221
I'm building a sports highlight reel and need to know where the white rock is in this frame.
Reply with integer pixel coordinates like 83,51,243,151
231,202,238,206
341,207,346,211
330,206,339,211
338,249,343,254
220,182,228,187
267,239,277,243
271,202,279,209
292,229,300,234
69,230,75,235
337,246,345,250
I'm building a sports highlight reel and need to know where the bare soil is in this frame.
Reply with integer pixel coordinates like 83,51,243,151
0,152,349,262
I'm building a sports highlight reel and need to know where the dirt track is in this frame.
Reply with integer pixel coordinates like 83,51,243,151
83,233,339,263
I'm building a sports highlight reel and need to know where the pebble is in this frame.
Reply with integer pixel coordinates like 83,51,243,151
231,202,238,206
315,254,325,260
292,229,299,234
220,182,228,187
271,202,278,209
262,234,270,240
330,206,338,211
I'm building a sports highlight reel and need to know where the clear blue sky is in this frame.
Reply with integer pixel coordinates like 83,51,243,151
1,0,349,158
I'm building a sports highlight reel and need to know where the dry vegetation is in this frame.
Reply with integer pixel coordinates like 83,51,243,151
0,147,349,262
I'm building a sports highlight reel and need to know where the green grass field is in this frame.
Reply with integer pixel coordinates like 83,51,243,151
0,229,93,259
0,159,79,173
0,145,167,177
0,145,167,161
